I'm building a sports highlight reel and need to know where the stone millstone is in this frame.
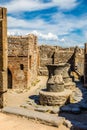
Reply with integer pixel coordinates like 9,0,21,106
47,83,64,92
39,89,72,106
47,74,64,92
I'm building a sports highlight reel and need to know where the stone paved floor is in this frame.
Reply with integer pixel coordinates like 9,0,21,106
6,76,87,130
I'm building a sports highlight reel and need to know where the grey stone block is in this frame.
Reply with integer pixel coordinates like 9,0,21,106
2,107,65,127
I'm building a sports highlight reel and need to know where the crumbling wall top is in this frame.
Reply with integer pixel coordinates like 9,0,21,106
8,34,38,57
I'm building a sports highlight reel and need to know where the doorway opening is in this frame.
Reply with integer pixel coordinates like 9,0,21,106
8,69,12,89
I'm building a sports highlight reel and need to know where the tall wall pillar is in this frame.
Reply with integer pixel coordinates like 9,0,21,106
0,7,8,108
84,43,87,87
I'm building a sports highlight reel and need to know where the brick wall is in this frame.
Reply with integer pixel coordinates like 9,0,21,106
8,34,38,89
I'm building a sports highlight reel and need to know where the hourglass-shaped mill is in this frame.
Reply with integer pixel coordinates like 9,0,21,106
39,63,76,106
62,63,76,90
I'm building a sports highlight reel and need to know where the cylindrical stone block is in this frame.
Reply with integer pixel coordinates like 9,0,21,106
47,83,64,92
39,90,72,106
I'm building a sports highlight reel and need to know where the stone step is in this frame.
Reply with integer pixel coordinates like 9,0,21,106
2,107,65,127
34,106,60,114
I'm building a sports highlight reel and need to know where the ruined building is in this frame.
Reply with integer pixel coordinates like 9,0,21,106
38,45,84,79
0,7,39,91
0,6,85,93
0,7,8,107
7,39,84,89
0,7,40,108
8,35,39,89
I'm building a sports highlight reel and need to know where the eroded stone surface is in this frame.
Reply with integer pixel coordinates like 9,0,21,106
39,90,72,106
2,107,65,127
8,35,39,89
70,88,83,103
38,45,84,77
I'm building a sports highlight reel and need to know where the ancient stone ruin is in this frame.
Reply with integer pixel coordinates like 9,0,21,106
8,35,39,89
0,7,85,108
38,45,84,79
39,63,76,106
1,6,87,130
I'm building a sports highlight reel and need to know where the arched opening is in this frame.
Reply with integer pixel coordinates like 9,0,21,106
8,69,12,89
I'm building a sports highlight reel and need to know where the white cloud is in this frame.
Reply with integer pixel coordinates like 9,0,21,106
8,29,59,41
32,30,58,41
7,31,22,36
7,11,87,46
52,12,87,35
0,0,54,13
8,4,87,35
0,0,79,13
60,38,65,42
52,0,79,10
8,16,46,29
1,0,86,46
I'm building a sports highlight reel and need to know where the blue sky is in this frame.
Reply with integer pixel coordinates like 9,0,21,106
0,0,87,47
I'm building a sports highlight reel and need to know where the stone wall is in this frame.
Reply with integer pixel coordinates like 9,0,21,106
7,39,84,88
38,45,84,76
8,34,39,89
74,46,84,76
8,36,29,56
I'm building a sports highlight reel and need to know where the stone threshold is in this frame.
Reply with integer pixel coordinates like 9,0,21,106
2,106,66,128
